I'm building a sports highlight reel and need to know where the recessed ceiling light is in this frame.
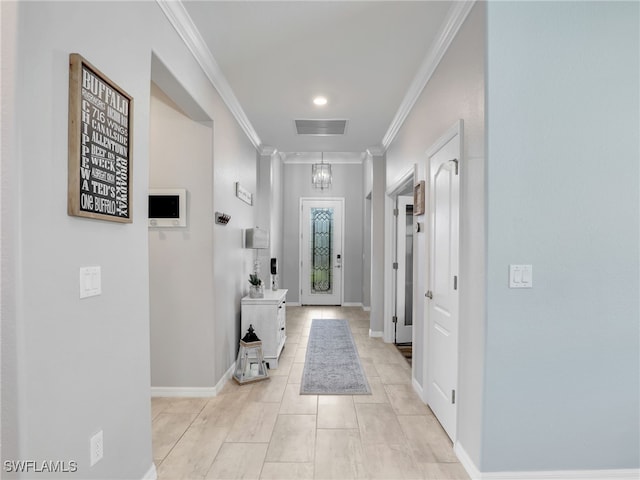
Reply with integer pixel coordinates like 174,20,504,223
313,96,328,106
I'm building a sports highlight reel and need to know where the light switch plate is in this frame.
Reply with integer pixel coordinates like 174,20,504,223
80,266,101,298
509,264,532,288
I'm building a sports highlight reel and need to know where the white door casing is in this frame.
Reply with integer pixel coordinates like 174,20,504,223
395,195,413,344
426,121,461,441
300,198,344,305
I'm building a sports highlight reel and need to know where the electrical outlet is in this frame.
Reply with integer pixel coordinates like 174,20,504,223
90,430,103,466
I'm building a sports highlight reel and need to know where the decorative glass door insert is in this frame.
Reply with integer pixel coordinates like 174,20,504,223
310,208,333,294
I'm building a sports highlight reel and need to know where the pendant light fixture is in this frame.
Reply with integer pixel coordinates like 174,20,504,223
312,152,332,190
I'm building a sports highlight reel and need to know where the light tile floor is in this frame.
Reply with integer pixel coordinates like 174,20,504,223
151,306,470,480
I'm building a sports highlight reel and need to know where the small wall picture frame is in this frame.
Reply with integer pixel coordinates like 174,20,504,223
235,182,253,206
413,180,425,216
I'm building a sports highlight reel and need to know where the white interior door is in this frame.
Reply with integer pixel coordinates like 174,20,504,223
395,195,413,344
426,130,460,441
300,198,344,305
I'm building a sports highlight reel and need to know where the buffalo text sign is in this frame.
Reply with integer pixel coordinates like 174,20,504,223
68,54,133,222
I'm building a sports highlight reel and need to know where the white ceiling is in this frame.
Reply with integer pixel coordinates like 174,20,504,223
180,1,455,155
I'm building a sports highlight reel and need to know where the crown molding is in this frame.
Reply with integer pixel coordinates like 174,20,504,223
260,146,278,156
381,0,475,150
366,146,385,157
156,0,262,150
282,152,363,165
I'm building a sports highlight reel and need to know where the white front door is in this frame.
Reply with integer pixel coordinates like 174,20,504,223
395,195,414,344
426,126,461,441
300,198,344,305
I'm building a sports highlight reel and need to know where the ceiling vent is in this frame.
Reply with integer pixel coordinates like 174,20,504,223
295,119,348,136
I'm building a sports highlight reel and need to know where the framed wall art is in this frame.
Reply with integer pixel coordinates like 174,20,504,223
68,53,133,223
236,182,253,205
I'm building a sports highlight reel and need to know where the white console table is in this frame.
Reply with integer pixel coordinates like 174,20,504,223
240,289,287,369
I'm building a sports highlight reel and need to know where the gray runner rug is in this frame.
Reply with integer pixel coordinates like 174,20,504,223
300,319,371,395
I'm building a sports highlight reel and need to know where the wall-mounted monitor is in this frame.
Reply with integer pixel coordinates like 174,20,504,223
148,188,187,227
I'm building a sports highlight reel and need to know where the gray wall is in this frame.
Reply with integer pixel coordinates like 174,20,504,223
270,154,285,286
256,152,285,290
483,1,639,471
282,161,364,304
1,0,20,468
1,1,257,478
385,2,485,464
148,83,215,388
369,155,386,333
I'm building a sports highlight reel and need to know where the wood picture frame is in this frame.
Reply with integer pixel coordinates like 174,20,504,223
413,180,425,215
236,182,253,206
68,53,133,223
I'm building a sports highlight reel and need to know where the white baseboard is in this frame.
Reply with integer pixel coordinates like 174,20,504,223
411,376,426,403
151,386,216,397
480,469,640,480
287,302,370,310
455,442,482,480
369,329,383,338
454,443,639,480
151,363,236,398
141,463,157,480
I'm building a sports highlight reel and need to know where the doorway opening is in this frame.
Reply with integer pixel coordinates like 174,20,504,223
386,168,416,365
393,194,414,363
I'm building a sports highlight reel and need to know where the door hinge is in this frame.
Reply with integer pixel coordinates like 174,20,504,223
453,275,458,290
452,390,456,404
393,262,398,270
393,208,399,216
451,158,459,175
392,316,398,324
425,290,433,299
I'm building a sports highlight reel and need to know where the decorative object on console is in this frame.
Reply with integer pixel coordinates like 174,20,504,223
245,227,270,292
233,325,269,384
248,273,264,299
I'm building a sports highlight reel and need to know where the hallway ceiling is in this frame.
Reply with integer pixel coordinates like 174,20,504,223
181,1,453,155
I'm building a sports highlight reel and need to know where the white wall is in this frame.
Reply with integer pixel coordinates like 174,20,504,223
483,1,639,472
282,159,364,305
148,83,215,389
385,1,485,465
1,1,257,478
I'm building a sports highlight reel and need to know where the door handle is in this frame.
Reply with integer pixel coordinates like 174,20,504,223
425,291,433,299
